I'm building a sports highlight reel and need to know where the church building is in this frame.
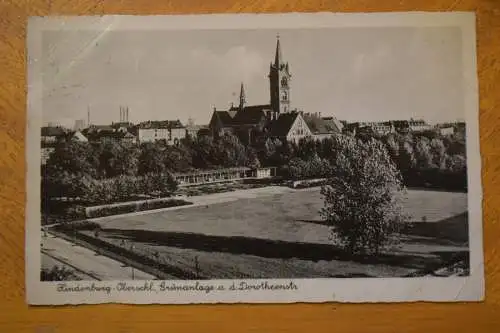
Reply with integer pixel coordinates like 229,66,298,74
209,35,338,145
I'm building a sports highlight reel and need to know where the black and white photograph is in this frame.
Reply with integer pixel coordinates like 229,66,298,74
26,12,483,305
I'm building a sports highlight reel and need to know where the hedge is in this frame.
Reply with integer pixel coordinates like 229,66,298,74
86,198,192,218
43,173,178,206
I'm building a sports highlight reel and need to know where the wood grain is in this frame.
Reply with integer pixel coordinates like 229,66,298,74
1,0,499,331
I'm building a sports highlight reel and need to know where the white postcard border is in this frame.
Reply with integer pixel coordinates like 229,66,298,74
26,12,484,305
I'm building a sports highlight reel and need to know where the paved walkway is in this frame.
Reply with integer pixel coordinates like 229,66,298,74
41,234,159,281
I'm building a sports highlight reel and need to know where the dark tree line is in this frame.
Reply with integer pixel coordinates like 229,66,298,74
43,128,467,207
252,130,467,191
380,132,467,191
44,133,259,180
42,134,260,207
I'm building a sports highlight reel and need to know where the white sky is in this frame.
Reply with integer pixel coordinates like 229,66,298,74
41,27,464,127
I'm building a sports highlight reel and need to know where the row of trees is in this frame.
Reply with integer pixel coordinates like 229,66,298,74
44,130,467,193
251,130,467,191
42,134,260,209
45,134,260,180
381,132,467,191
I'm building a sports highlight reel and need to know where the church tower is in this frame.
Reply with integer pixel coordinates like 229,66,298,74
269,34,291,115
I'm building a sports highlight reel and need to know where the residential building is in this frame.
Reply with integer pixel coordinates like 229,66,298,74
41,126,67,145
439,126,455,136
302,113,343,140
111,121,134,133
408,119,432,132
137,120,186,145
269,112,312,143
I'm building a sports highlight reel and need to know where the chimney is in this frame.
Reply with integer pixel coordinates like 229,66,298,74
87,106,91,126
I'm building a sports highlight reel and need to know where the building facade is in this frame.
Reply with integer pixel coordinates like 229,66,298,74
137,120,186,144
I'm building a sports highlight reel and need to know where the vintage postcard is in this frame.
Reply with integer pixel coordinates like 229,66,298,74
26,12,483,305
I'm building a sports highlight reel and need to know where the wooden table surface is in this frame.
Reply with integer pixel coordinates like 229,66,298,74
1,0,499,332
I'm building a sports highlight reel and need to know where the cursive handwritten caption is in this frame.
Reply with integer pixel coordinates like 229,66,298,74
55,280,299,295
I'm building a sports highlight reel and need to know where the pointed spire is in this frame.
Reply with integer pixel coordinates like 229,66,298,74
274,33,283,67
239,82,246,109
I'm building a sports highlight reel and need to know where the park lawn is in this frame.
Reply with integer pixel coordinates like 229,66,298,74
80,229,416,278
95,187,467,244
82,187,469,279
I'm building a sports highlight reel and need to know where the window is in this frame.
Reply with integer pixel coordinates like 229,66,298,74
282,91,288,101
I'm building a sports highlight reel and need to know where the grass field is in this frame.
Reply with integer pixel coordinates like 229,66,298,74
84,187,468,279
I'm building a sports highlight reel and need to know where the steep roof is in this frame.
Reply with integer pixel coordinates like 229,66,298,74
302,114,342,134
408,120,428,126
212,111,235,127
111,122,134,128
322,117,344,132
270,112,299,137
88,130,136,140
41,126,66,137
274,36,283,66
138,120,185,129
232,104,271,125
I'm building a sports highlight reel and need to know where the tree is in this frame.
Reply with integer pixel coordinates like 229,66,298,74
429,138,447,169
246,147,261,168
320,135,409,255
190,135,217,169
215,133,248,167
398,139,416,173
163,145,192,172
414,136,434,169
98,142,127,178
139,142,166,175
287,157,308,179
46,141,98,178
116,145,141,176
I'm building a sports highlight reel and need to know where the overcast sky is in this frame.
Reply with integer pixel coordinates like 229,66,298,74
41,26,464,127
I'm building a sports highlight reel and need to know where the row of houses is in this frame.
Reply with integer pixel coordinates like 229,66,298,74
343,119,459,136
40,120,207,164
42,121,206,146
